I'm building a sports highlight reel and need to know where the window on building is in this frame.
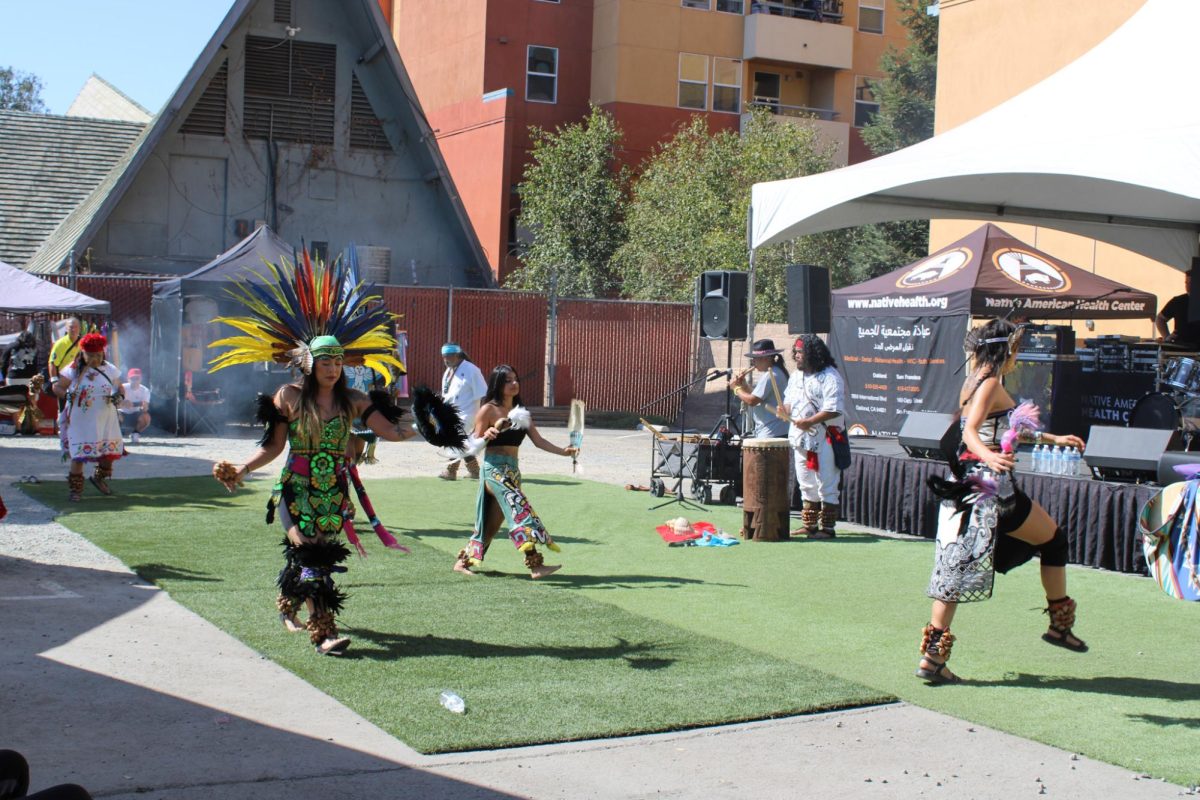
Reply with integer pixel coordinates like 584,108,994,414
682,0,710,9
752,71,781,112
678,53,709,110
534,0,561,4
526,46,558,103
854,76,879,127
716,0,744,12
713,58,742,113
858,1,884,33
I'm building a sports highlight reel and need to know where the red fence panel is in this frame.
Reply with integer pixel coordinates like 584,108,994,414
380,286,449,394
555,298,694,418
449,289,548,403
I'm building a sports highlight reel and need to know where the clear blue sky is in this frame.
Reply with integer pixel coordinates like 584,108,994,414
1,1,235,115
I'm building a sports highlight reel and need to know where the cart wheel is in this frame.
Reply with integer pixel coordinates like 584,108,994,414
649,479,665,497
690,481,705,501
701,484,713,505
719,485,735,505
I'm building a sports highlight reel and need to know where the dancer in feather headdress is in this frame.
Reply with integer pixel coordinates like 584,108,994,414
452,365,578,579
209,250,415,656
917,318,1088,684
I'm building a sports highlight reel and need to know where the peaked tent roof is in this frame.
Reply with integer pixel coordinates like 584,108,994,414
750,0,1200,270
153,226,295,299
0,110,146,267
0,260,110,315
23,0,491,283
833,224,1155,319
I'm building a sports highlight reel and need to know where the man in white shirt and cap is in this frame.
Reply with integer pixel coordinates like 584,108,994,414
439,342,487,480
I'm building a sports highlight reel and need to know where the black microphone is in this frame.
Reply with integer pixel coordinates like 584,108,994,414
706,369,731,382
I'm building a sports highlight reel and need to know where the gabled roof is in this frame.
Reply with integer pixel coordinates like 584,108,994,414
67,74,152,123
24,0,491,283
0,110,145,267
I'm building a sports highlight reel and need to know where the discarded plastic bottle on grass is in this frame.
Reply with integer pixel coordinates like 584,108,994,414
439,690,466,714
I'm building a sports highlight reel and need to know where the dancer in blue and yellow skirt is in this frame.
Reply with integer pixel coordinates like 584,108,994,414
453,364,577,579
209,252,413,656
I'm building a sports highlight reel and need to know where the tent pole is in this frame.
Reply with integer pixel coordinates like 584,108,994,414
746,206,756,345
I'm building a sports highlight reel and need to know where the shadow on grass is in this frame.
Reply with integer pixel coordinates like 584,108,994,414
522,478,580,486
535,572,745,590
344,627,677,667
969,672,1200,701
403,528,602,546
132,563,222,584
1128,713,1200,729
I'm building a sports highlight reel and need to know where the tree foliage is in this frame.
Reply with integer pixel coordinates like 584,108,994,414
507,105,627,297
0,66,47,113
613,108,845,321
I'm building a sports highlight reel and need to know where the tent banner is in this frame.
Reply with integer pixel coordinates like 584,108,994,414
830,315,968,437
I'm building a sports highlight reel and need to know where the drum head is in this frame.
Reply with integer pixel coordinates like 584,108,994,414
1129,392,1180,430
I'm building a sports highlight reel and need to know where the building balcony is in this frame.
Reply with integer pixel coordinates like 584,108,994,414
743,101,849,165
744,3,853,69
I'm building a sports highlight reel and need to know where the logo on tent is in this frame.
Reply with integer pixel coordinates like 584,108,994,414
896,247,972,288
992,247,1070,292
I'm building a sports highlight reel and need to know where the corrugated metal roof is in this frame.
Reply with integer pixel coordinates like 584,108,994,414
0,110,145,267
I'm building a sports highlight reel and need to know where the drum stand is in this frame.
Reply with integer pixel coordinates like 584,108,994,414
638,371,709,512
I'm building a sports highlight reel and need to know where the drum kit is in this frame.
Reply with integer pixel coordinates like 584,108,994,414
1129,347,1200,447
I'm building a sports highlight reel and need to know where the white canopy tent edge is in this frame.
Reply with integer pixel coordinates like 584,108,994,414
749,0,1200,271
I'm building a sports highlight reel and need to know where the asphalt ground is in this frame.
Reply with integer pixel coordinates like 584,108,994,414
0,427,1188,799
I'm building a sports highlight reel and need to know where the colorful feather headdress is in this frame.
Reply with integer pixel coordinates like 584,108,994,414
208,249,405,383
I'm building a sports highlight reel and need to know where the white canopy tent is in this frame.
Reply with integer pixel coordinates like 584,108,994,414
750,0,1200,271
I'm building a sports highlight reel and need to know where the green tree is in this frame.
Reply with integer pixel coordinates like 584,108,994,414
507,105,627,297
0,66,47,112
849,0,940,278
614,108,843,322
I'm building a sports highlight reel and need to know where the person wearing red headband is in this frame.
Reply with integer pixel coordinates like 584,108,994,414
52,332,125,501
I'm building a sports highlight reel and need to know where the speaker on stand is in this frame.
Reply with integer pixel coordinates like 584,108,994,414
787,264,831,334
697,271,748,438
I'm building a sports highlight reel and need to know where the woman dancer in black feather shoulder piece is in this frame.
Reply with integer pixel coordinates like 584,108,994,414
209,252,415,656
918,318,1088,684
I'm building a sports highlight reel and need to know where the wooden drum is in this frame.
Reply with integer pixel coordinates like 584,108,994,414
741,437,792,541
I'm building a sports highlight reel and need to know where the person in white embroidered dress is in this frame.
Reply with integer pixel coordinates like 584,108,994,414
780,335,847,538
438,342,488,480
53,332,124,501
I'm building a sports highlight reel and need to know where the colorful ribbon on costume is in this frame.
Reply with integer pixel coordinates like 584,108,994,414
347,464,410,554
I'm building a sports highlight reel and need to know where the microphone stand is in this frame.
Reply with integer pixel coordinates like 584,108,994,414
637,368,719,511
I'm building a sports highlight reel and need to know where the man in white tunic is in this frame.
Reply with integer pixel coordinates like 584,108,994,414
438,342,487,480
781,335,847,538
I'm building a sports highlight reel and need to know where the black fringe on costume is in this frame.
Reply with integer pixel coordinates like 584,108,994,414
364,389,405,425
412,385,468,448
926,474,975,513
255,394,289,447
277,537,351,615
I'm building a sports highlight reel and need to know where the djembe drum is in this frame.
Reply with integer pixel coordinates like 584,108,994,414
741,437,791,541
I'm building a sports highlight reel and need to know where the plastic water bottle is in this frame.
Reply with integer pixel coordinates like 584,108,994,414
439,690,466,714
1031,444,1045,473
1049,446,1063,476
1066,447,1081,478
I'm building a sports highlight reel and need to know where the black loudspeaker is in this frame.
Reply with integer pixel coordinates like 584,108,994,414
1083,425,1176,483
898,411,961,460
786,264,831,334
699,271,748,340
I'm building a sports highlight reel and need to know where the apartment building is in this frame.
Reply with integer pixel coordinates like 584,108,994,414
389,0,909,283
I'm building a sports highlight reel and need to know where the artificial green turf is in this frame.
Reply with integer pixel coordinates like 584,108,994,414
26,475,1200,783
24,476,888,754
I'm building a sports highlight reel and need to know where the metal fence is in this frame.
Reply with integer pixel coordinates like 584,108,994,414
28,275,698,417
